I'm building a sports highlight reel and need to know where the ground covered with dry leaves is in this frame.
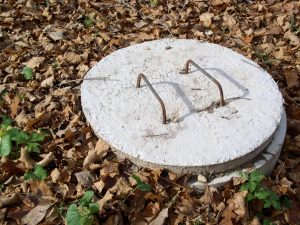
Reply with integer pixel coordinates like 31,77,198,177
0,0,300,224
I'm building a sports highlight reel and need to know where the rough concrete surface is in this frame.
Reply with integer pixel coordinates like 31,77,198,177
81,39,283,173
189,110,287,191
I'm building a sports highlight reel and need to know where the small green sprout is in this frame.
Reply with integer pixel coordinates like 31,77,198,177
240,170,286,211
22,66,33,80
66,191,99,225
0,115,45,157
24,164,47,181
132,174,152,192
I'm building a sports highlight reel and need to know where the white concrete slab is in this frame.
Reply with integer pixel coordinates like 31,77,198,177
189,110,287,191
81,39,283,174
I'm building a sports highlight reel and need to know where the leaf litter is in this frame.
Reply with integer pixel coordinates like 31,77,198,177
0,0,300,224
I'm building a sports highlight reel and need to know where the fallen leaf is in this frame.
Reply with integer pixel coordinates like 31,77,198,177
37,152,55,167
19,147,35,169
83,138,109,168
64,52,81,64
220,191,247,225
248,216,261,225
75,171,95,187
50,168,61,183
26,57,45,69
48,31,64,41
21,203,51,225
284,70,299,87
149,207,168,225
97,191,113,209
200,12,214,28
10,97,20,118
289,172,300,183
211,0,231,6
284,30,300,46
29,181,54,196
223,14,236,28
0,193,20,208
99,32,111,42
41,75,54,87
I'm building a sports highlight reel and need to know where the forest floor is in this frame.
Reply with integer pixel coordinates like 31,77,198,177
0,0,300,224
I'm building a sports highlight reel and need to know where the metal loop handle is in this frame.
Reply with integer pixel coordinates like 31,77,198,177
184,59,225,106
136,74,167,124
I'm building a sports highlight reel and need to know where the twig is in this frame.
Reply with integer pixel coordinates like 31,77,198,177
55,77,111,88
275,160,286,181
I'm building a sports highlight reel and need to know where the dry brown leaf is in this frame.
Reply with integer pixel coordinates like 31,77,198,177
15,110,31,127
99,32,111,42
41,75,54,87
10,97,20,118
248,216,261,225
21,203,52,225
94,179,105,193
37,152,55,167
29,181,54,196
211,0,231,6
64,52,81,64
100,162,119,177
289,171,300,183
50,168,61,183
19,147,35,169
284,30,300,46
109,177,132,197
0,193,20,208
26,57,45,69
98,191,113,209
138,32,155,41
77,64,89,78
200,12,214,28
75,171,96,187
254,28,266,37
220,191,247,225
83,139,110,168
149,207,168,225
284,209,300,225
223,14,237,28
48,31,64,41
284,70,299,87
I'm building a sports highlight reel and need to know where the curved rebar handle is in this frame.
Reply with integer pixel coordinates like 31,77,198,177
136,74,167,124
183,59,225,106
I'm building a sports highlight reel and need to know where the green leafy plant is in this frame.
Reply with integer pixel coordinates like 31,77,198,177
240,170,281,210
79,15,94,28
0,115,45,157
22,66,33,80
122,174,152,203
66,191,99,225
24,164,47,181
0,89,7,104
150,0,159,7
255,52,272,66
132,174,152,192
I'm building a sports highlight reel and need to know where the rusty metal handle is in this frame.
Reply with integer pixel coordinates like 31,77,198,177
136,74,167,124
184,59,225,106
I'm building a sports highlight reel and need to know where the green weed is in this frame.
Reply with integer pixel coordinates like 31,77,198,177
24,164,47,181
66,191,100,225
0,115,45,157
22,66,33,80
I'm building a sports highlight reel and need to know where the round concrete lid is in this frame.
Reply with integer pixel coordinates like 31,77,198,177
81,39,283,174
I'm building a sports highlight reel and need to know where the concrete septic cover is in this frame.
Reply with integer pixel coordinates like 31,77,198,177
81,39,284,175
